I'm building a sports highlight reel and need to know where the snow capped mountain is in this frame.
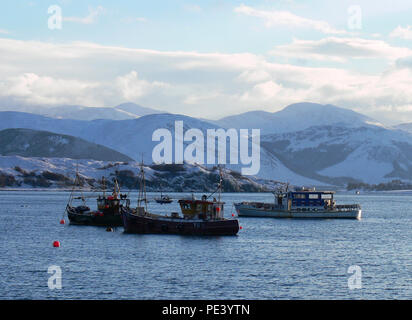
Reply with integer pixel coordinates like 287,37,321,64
1,102,410,186
215,102,382,134
261,125,412,184
0,111,324,185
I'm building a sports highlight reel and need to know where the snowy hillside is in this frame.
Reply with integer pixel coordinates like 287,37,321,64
261,125,412,184
0,111,326,185
0,156,283,192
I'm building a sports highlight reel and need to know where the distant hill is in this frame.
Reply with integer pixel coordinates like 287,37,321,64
394,122,412,134
114,102,166,117
0,102,163,121
214,102,382,134
0,128,133,162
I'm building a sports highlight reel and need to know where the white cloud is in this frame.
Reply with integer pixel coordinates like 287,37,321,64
1,38,412,122
116,71,170,101
0,29,9,34
64,6,105,24
0,73,101,106
271,37,412,62
390,25,412,40
236,70,272,83
234,5,347,34
240,80,282,102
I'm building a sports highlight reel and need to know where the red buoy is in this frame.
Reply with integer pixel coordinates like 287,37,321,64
216,207,221,213
60,219,65,225
53,241,60,247
232,213,235,217
239,226,243,230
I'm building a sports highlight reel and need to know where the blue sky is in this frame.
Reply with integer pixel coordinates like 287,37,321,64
1,1,412,123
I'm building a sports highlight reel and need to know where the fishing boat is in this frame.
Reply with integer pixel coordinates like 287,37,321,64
66,174,130,227
234,186,361,219
121,164,239,235
155,192,173,204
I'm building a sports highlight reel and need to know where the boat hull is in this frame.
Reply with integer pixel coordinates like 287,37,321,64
67,210,123,227
122,210,239,236
235,204,361,219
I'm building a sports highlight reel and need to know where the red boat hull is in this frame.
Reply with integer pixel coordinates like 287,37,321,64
121,209,239,236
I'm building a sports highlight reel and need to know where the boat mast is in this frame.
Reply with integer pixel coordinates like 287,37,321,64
68,164,84,206
218,166,222,205
102,176,106,198
137,159,148,212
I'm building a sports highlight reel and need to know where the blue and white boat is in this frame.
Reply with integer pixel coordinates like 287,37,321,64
234,188,361,219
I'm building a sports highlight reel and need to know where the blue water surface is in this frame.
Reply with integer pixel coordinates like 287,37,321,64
0,191,410,299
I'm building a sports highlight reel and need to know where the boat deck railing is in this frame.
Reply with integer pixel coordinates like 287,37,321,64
334,204,361,211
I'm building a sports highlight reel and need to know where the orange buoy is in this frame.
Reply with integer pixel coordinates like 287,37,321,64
60,219,65,225
53,241,60,247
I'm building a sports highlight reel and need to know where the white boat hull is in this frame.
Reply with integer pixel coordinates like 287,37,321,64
235,205,361,220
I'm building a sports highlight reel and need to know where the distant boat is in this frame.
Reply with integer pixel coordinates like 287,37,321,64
356,190,360,195
155,192,173,204
122,165,239,235
66,175,130,227
235,186,361,219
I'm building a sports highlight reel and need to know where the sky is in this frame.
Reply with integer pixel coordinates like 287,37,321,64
1,0,412,123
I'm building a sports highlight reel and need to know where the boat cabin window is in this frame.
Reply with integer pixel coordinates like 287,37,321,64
308,194,319,199
293,194,306,199
321,194,332,199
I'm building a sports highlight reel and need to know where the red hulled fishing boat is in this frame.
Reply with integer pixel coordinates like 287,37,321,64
121,164,239,236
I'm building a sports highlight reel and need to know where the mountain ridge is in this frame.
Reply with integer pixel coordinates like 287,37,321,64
0,102,411,186
0,102,164,121
0,128,133,162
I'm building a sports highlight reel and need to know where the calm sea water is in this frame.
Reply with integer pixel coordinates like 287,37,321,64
0,191,410,300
